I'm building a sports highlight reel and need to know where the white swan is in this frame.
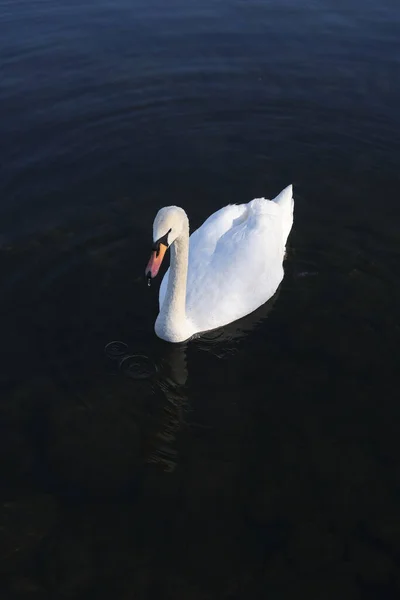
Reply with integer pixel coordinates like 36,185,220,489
145,184,294,343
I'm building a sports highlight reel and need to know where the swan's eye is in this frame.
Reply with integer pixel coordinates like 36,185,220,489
152,228,172,254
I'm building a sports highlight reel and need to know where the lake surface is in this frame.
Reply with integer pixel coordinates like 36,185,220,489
1,1,400,597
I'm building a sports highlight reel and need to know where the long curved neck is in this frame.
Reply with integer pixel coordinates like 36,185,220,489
159,217,189,327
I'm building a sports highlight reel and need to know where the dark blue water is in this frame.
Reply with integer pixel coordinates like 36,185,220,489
1,1,400,597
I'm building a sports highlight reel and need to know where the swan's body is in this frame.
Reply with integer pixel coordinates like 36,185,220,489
146,185,294,343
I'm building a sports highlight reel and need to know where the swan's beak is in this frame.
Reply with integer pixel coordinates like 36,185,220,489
145,242,168,281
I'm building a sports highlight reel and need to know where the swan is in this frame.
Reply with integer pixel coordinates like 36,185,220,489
145,184,294,343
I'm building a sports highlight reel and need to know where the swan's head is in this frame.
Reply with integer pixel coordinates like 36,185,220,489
145,206,187,281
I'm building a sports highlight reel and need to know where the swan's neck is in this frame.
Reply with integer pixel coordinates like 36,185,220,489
156,217,190,342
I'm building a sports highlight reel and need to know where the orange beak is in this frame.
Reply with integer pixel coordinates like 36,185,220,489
145,243,168,280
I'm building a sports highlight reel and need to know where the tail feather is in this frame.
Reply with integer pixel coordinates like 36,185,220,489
273,184,294,244
273,184,293,209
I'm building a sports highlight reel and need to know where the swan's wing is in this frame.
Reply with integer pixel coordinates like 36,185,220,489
188,203,249,258
186,187,294,331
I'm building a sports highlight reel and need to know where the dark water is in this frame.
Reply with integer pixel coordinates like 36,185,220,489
1,0,400,597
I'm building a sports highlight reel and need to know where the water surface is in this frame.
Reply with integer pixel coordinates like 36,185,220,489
1,1,400,597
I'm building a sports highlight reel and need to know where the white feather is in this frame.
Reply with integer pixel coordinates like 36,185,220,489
153,185,294,342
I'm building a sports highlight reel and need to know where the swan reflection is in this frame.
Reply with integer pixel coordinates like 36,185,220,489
105,287,279,472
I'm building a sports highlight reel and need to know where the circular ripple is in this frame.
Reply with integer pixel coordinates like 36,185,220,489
104,341,129,360
119,354,157,380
